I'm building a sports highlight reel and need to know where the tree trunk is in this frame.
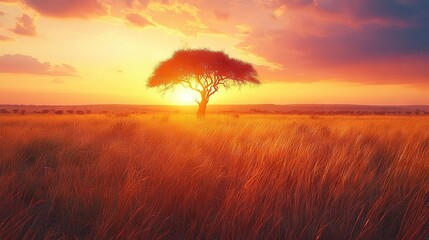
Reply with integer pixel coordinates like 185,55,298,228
197,97,209,118
197,99,208,118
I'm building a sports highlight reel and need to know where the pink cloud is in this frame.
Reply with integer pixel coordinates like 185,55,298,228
144,2,210,35
125,13,153,27
333,56,429,85
10,14,37,36
23,0,108,18
269,0,315,9
0,34,13,41
213,10,229,20
231,0,429,85
241,24,429,85
2,0,427,86
0,54,78,76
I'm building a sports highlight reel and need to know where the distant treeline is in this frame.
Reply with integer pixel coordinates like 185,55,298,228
219,109,429,116
1,108,429,116
0,109,147,115
0,109,94,115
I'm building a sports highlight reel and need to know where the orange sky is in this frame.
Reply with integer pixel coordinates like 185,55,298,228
1,0,428,105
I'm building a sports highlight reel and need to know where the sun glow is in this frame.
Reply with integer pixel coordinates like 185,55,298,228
171,87,200,105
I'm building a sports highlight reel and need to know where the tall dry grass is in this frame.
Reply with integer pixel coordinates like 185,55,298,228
0,114,428,239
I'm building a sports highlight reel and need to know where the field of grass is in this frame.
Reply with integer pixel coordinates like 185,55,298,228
0,114,428,239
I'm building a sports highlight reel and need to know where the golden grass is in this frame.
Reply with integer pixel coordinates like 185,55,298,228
0,114,428,239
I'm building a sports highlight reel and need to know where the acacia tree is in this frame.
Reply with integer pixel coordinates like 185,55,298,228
147,49,260,118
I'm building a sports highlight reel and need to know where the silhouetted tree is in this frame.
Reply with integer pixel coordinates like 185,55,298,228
55,110,64,115
147,49,260,118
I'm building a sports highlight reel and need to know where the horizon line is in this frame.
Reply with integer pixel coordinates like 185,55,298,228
1,103,429,107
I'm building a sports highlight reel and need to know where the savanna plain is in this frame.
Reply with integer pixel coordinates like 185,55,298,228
0,114,428,240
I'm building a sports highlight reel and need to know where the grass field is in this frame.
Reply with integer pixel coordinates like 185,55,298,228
0,114,428,239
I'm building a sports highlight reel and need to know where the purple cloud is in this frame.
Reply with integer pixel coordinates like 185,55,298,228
0,54,78,76
23,0,108,18
10,14,37,36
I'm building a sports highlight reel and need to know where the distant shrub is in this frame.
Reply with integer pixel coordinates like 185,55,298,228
161,114,170,122
0,109,10,114
20,110,26,115
41,110,50,114
66,110,74,114
114,113,129,117
85,110,92,114
250,109,263,114
100,111,108,114
231,113,240,119
76,111,85,115
55,110,64,115
13,109,20,114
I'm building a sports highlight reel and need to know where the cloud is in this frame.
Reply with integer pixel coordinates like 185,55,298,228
213,10,229,20
125,13,153,27
10,14,37,36
0,54,78,76
270,0,315,9
237,0,429,84
264,0,429,28
2,0,427,85
347,0,429,23
23,0,108,18
0,34,13,41
146,1,209,35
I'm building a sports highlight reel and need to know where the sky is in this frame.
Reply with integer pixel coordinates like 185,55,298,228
0,0,428,105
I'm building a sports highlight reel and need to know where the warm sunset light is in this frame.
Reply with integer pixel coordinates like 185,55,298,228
147,49,259,117
1,1,429,240
1,0,428,105
172,86,199,105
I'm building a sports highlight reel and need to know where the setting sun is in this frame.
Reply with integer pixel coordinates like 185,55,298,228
171,86,199,105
